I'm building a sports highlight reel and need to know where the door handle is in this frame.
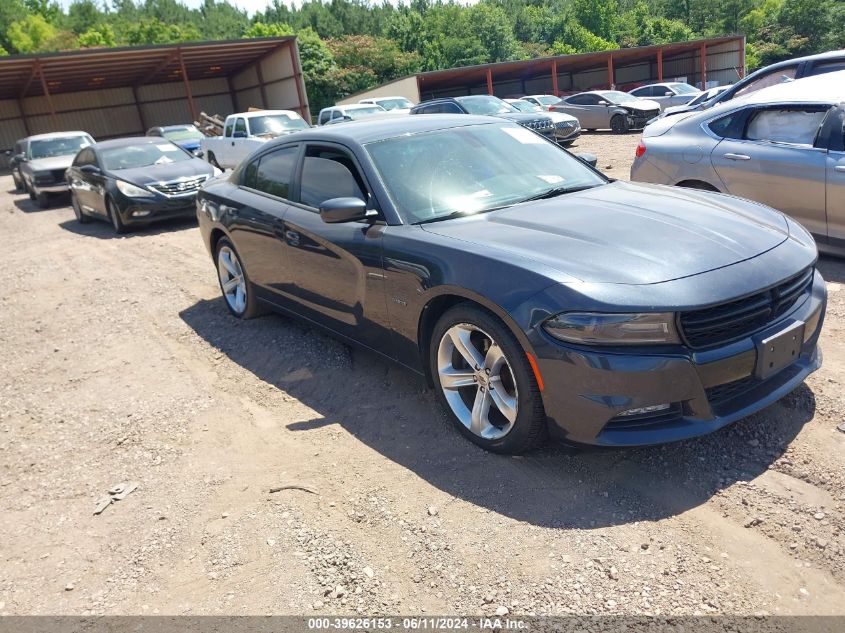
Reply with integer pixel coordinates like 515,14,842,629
723,153,751,161
284,229,300,246
231,141,235,146
835,166,845,173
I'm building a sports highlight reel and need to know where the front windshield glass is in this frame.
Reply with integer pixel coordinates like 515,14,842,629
29,135,91,159
671,83,700,95
347,106,386,119
511,101,543,113
455,95,515,115
535,95,561,105
602,91,639,104
249,114,309,137
162,126,204,142
366,123,606,224
374,98,413,110
101,142,193,170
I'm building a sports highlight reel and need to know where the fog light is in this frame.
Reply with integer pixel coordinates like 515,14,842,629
617,403,671,417
132,210,151,217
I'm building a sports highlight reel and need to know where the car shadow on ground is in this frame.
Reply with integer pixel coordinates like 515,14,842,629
818,255,845,285
58,217,197,239
13,196,68,213
180,298,816,529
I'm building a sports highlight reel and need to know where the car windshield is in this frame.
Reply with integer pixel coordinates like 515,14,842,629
510,101,543,113
249,114,309,137
29,135,91,159
366,123,606,224
162,126,204,142
535,95,561,106
602,91,639,104
671,83,700,94
101,142,193,170
373,98,413,111
455,96,516,115
347,106,386,119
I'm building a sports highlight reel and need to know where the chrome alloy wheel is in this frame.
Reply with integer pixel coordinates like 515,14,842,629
436,323,519,440
217,245,247,314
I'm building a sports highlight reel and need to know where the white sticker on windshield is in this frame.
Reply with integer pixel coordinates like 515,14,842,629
502,127,545,144
157,144,180,152
538,175,565,184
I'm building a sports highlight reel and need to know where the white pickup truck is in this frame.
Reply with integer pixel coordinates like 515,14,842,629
200,110,310,170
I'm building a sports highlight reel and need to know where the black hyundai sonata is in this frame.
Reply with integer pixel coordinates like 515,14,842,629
195,115,826,454
67,137,218,233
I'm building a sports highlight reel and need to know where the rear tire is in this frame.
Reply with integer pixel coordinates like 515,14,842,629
107,198,128,234
215,237,262,319
12,173,22,192
610,114,629,134
71,191,89,223
429,303,547,454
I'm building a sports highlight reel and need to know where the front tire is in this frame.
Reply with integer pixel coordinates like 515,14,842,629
35,191,49,208
12,172,22,192
107,198,128,234
215,237,262,319
429,304,546,454
610,114,629,134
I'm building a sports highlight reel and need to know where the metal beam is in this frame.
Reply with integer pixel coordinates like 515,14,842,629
657,48,663,82
551,60,559,96
607,54,614,89
19,62,38,99
486,67,493,95
739,37,746,79
37,61,60,128
287,40,309,120
137,50,179,86
255,59,269,109
700,44,707,89
131,84,147,133
226,75,238,113
18,99,30,135
178,47,198,123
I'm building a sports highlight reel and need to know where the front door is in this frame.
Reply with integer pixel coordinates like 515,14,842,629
279,143,390,353
710,105,829,239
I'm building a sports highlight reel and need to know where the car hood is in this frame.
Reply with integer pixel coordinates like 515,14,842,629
28,155,75,171
110,159,214,185
497,112,551,124
547,111,579,124
421,181,790,285
620,99,661,111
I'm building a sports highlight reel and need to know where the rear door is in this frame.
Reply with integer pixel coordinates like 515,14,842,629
280,142,390,352
561,94,605,129
710,104,829,240
824,107,845,248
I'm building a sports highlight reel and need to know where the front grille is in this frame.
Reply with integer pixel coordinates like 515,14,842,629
555,121,576,131
705,375,756,406
679,267,813,349
51,169,66,183
150,175,207,197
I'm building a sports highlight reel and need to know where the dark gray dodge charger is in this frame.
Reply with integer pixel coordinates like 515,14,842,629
195,115,826,454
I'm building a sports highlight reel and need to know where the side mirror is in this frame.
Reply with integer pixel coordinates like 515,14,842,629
598,100,609,106
576,153,598,168
233,131,247,138
319,197,369,223
193,150,204,158
4,150,9,156
80,164,101,175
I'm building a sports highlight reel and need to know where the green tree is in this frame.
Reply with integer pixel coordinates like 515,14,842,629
8,14,59,52
244,21,294,38
67,0,102,34
199,0,249,40
78,24,117,47
573,0,618,41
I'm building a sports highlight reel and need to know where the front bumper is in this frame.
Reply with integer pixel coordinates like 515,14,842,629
33,182,69,194
114,191,198,226
531,271,826,447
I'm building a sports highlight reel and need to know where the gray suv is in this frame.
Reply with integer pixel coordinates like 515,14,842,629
17,132,95,207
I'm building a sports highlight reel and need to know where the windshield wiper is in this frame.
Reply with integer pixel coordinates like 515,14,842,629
517,183,599,203
415,209,486,225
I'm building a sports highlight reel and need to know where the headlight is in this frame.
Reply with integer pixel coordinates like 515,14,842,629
543,312,680,345
116,180,154,198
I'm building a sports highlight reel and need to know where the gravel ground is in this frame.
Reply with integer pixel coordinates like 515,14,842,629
1,132,845,617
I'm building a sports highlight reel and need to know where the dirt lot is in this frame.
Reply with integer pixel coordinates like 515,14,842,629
2,132,845,618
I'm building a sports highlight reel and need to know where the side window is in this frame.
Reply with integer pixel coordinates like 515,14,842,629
708,110,746,139
809,60,845,76
440,102,462,113
243,146,298,199
234,118,247,137
415,105,436,114
298,146,367,209
74,148,96,167
566,95,585,105
632,87,651,97
583,95,602,105
734,66,798,98
331,110,343,120
744,107,828,146
224,120,234,137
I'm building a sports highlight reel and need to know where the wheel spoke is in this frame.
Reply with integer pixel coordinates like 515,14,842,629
470,387,491,436
220,252,238,276
483,343,505,372
449,326,485,369
235,285,245,312
439,369,476,390
222,276,241,293
488,378,518,423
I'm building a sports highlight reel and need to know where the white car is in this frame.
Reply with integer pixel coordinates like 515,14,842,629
200,110,310,170
317,103,390,125
504,99,581,145
17,131,95,207
628,82,701,108
521,94,563,110
358,96,415,114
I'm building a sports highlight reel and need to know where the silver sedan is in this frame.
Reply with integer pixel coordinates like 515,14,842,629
630,72,845,256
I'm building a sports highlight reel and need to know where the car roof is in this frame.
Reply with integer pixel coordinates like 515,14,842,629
523,94,556,98
263,114,502,146
92,137,177,150
159,124,197,130
361,96,407,101
26,131,91,142
739,69,845,105
239,109,301,119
